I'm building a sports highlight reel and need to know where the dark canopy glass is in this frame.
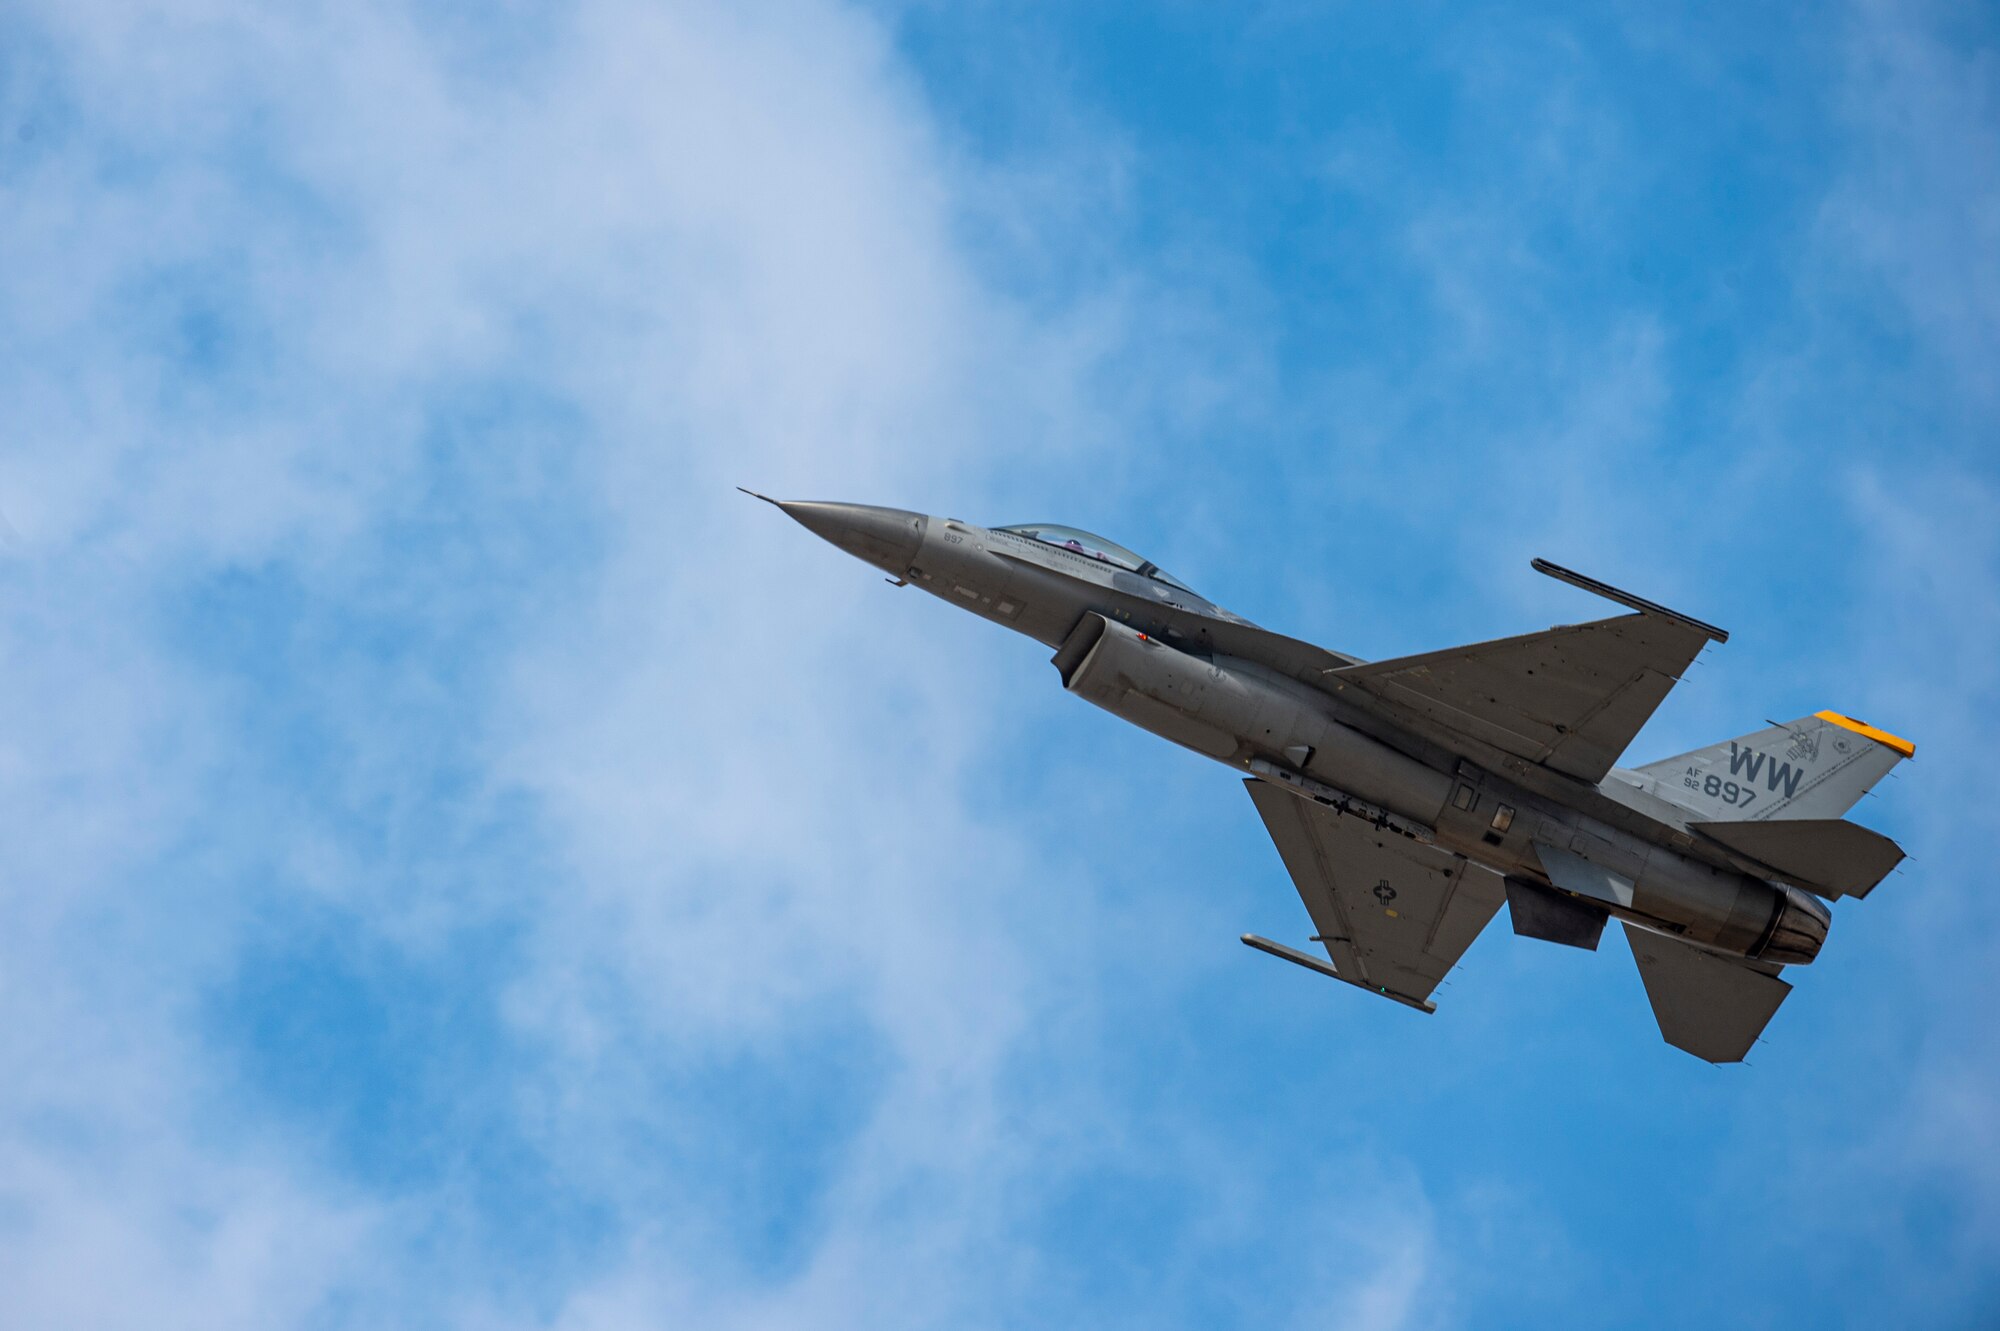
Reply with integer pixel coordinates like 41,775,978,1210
995,524,1197,594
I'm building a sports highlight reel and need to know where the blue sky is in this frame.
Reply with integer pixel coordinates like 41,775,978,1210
3,1,1998,1327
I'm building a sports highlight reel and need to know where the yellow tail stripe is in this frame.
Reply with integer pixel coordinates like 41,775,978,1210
1815,710,1916,759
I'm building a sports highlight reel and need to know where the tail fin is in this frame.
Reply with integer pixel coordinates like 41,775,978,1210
1631,711,1913,822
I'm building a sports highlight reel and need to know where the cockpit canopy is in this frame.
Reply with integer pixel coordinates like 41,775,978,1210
995,523,1198,595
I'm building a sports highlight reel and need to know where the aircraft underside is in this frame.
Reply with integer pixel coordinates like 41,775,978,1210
752,493,1913,1064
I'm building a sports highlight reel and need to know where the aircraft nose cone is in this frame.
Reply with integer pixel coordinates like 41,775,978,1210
777,500,928,575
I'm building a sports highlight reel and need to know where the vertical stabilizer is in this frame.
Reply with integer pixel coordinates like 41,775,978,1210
1628,712,1911,822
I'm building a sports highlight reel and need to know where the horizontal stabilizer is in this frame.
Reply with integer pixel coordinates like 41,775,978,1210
1625,924,1791,1063
1687,818,1905,900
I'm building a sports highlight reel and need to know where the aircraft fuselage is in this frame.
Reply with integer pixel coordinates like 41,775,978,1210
771,499,1830,971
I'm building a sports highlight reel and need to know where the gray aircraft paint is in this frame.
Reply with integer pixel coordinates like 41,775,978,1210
749,494,1913,1064
1623,713,1906,823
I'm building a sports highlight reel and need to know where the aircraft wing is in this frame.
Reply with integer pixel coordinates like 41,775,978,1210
1326,611,1717,785
1245,780,1505,1007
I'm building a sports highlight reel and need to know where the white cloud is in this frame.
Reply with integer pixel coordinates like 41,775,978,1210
27,1,2000,1324
1,1,1447,1326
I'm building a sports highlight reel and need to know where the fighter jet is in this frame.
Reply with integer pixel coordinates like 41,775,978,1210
746,492,1913,1063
